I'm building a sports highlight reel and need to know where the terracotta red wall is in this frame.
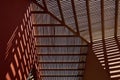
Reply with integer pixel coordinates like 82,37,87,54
0,0,36,80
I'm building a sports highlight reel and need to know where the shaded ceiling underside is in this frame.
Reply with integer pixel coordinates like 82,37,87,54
30,0,120,80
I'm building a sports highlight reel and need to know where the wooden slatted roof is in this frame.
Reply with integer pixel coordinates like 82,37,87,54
32,0,120,42
30,0,120,80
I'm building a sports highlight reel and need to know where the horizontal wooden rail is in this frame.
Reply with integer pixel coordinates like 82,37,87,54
35,45,88,47
34,35,78,37
37,53,87,56
33,24,64,26
38,62,86,64
39,75,83,77
39,68,84,71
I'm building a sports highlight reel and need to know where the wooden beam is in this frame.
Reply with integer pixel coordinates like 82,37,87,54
101,0,105,39
77,34,89,44
31,11,47,14
100,0,111,73
86,0,93,43
38,62,86,64
39,69,84,71
39,75,83,77
33,24,63,26
35,45,88,47
34,35,78,37
57,0,65,23
71,0,80,35
115,0,119,37
37,53,87,56
42,0,48,11
31,0,45,10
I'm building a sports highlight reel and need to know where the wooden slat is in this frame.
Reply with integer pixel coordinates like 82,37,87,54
107,49,119,53
100,0,111,72
71,0,80,35
40,75,83,77
42,0,48,11
37,53,87,56
114,0,119,37
38,62,86,64
100,1,110,75
33,24,63,26
101,0,105,39
39,69,84,71
35,45,88,47
107,52,120,57
86,0,93,43
31,11,47,14
93,0,111,74
34,35,77,37
108,56,120,60
106,47,118,51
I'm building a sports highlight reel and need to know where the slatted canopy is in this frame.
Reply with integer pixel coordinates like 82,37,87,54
30,0,120,80
32,0,120,42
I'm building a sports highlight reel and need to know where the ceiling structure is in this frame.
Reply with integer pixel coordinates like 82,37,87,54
32,0,120,43
31,0,89,80
30,0,120,80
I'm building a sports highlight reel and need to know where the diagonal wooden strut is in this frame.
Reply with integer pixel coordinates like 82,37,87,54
86,0,93,43
71,0,80,35
42,0,48,11
114,0,119,37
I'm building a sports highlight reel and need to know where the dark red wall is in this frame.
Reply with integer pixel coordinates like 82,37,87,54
0,0,36,80
84,49,110,80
